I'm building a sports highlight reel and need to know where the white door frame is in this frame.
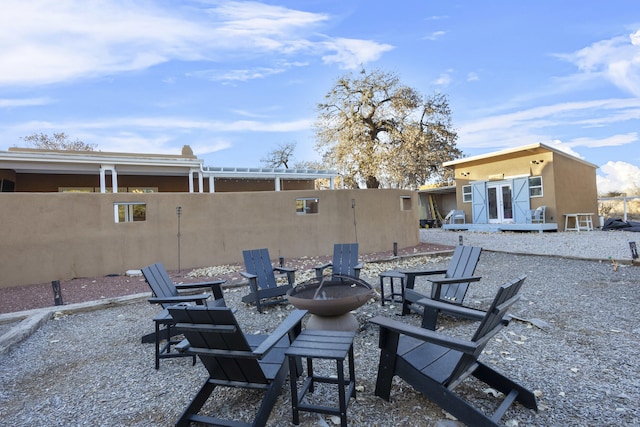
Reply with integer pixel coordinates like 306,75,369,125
487,181,513,223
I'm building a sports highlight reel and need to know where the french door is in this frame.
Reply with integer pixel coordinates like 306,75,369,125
487,183,513,223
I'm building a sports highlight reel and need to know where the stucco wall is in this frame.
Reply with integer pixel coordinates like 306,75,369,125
552,154,599,225
0,189,419,289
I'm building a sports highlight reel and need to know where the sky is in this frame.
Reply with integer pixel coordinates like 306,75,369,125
1,0,640,195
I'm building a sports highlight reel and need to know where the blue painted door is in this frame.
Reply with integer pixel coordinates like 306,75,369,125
472,181,488,223
511,177,531,223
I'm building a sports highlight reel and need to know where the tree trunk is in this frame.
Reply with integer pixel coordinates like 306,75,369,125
366,176,380,188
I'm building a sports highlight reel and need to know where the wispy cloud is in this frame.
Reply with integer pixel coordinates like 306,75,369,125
0,0,393,86
555,29,640,96
565,132,638,148
190,67,287,82
424,31,446,41
433,70,453,86
320,38,394,70
426,15,449,21
0,97,52,108
458,98,640,155
9,115,314,136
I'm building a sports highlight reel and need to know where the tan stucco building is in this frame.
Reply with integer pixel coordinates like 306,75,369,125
0,147,420,289
441,143,598,232
0,146,339,193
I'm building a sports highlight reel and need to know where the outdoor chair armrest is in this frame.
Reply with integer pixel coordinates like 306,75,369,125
314,262,332,278
240,271,257,280
148,293,209,305
398,268,448,277
314,262,332,271
428,275,482,285
274,266,296,285
430,275,482,300
175,338,190,353
252,309,307,357
414,297,486,322
175,280,226,290
369,315,478,354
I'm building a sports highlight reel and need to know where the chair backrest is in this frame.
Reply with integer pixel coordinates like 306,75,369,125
445,209,465,224
331,243,359,276
439,246,482,303
141,262,179,301
447,275,526,385
243,248,278,290
533,206,546,223
168,305,267,384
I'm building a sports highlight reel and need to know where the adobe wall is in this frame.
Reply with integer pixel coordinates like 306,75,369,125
0,189,419,289
552,154,599,229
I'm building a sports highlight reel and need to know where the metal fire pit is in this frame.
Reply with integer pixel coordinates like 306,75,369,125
287,274,375,331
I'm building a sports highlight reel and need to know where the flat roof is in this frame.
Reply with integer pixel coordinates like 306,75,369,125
1,147,339,180
443,142,598,169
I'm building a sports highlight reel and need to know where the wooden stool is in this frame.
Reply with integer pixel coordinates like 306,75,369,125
286,329,356,427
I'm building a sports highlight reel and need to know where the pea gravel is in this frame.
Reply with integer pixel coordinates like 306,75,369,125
1,229,639,426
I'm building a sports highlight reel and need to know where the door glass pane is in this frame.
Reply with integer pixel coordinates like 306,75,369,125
502,186,513,219
488,187,498,219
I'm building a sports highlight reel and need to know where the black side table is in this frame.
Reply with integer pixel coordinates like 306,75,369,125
285,329,356,427
379,270,406,306
152,309,196,369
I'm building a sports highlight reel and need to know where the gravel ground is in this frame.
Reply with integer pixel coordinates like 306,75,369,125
1,229,639,426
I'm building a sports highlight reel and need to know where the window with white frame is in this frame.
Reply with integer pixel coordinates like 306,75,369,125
114,203,146,223
296,198,319,214
529,176,543,197
462,185,472,202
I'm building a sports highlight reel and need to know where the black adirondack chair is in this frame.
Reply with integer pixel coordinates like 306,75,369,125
315,243,363,279
168,305,307,427
142,262,226,308
141,262,226,369
369,275,537,427
400,245,482,316
240,248,296,313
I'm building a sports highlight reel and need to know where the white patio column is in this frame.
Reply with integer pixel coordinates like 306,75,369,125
329,177,335,189
208,176,215,193
188,170,195,193
111,167,118,193
99,165,117,193
274,176,281,191
197,170,204,193
99,167,106,193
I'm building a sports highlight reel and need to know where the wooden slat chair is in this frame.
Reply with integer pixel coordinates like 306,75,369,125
168,305,307,427
315,243,364,279
370,275,537,427
527,206,546,224
445,209,466,224
400,245,482,316
240,248,296,313
141,262,226,369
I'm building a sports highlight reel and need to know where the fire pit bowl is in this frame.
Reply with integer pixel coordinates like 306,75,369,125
286,274,375,331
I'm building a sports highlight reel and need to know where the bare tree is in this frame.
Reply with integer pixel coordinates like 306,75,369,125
261,142,296,168
315,68,461,189
20,132,96,151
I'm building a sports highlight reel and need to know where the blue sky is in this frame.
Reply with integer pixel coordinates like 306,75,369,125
1,0,639,194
